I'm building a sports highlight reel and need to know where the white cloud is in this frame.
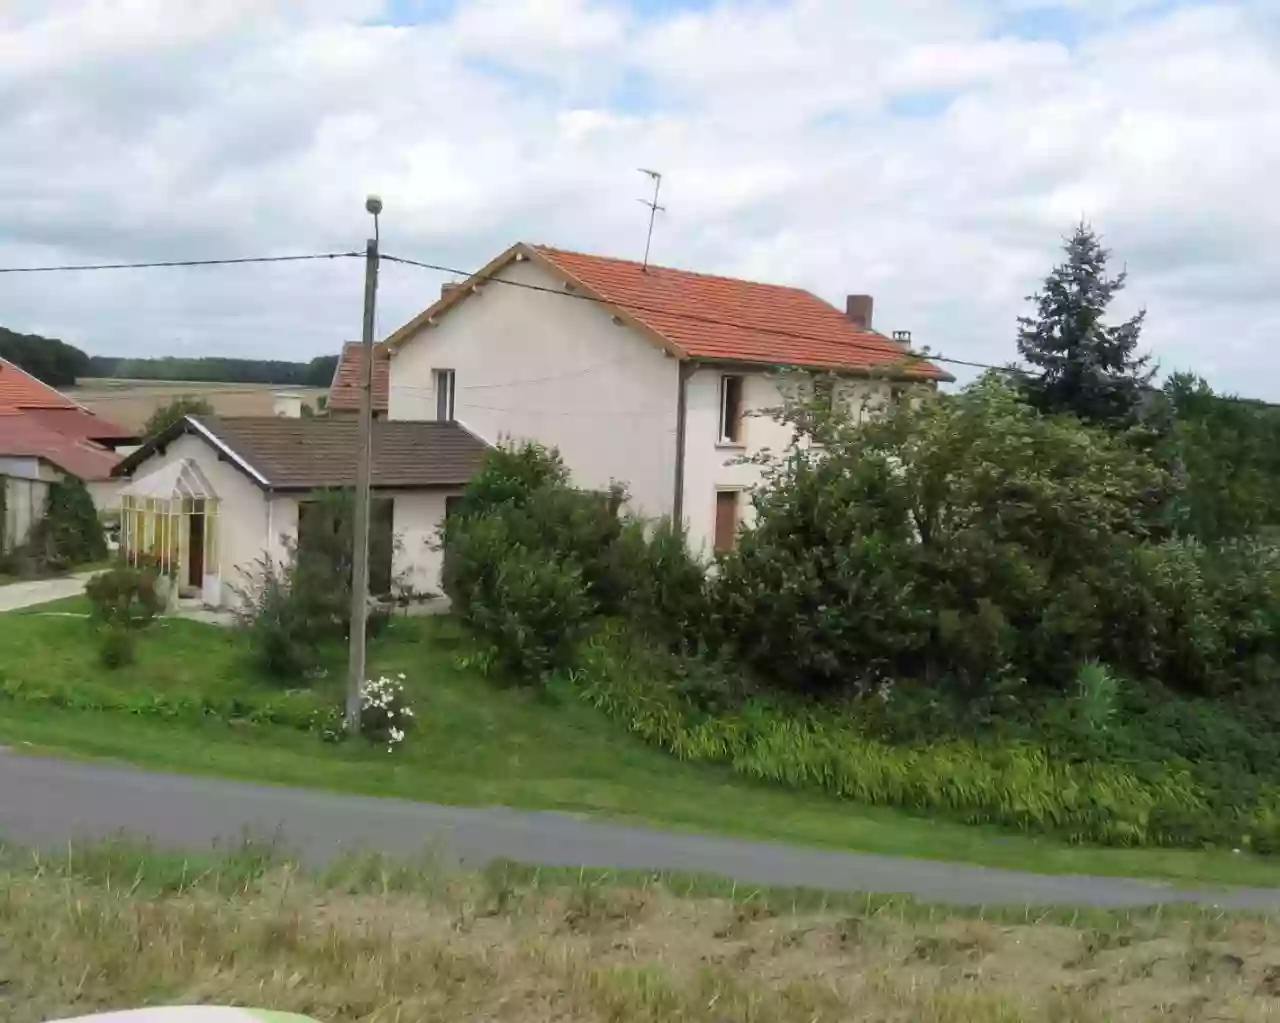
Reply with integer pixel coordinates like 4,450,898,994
0,0,1277,398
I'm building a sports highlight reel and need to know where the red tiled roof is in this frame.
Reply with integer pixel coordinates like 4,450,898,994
0,358,131,480
531,246,949,379
0,357,81,411
17,406,134,442
328,342,389,412
0,414,121,480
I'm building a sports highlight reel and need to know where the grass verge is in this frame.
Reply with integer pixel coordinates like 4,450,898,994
2,839,1279,1023
0,613,1277,888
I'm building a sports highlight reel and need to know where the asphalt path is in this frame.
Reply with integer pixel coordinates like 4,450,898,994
2,749,1279,908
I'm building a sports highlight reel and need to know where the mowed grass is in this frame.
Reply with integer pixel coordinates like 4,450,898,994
3,840,1280,1023
0,610,1278,888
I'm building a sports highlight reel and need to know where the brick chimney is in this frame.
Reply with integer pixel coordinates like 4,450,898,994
846,294,874,331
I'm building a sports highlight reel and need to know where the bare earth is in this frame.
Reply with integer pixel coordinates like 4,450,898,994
66,378,328,433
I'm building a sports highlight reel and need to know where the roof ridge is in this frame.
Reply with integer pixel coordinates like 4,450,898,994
531,243,820,295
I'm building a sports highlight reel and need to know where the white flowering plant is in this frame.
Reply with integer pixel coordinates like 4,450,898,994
358,673,415,752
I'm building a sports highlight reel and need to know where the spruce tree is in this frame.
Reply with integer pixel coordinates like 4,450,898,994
1017,223,1153,427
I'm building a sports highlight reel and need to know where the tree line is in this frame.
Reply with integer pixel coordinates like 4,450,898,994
0,325,338,390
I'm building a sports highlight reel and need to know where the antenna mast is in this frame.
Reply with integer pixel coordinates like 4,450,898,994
637,168,664,270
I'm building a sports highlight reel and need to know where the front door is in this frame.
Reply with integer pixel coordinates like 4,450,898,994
188,513,205,589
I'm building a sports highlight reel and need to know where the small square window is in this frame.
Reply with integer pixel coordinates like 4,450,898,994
719,375,744,444
434,369,456,421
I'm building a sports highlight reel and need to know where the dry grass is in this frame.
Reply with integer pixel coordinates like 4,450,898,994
66,379,329,433
3,846,1280,1023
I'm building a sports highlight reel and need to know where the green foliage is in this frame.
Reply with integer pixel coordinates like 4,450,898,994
24,477,108,572
235,489,397,681
1016,222,1153,428
570,625,1248,849
97,625,136,669
714,374,1174,697
444,441,710,683
0,326,88,386
142,395,215,437
86,564,162,630
1149,372,1280,543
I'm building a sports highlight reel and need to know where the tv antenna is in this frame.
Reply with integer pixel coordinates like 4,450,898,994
637,168,665,270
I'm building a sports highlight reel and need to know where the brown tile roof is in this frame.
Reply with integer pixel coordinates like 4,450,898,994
384,242,949,381
113,415,488,490
328,342,389,413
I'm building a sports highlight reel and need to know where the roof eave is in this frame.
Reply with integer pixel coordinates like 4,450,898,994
688,354,953,383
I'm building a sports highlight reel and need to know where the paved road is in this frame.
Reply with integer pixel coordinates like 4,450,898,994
0,572,95,612
1,751,1278,908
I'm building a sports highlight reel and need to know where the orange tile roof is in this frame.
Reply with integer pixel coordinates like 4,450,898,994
0,414,121,480
0,357,130,480
328,342,389,412
532,246,949,380
0,357,81,411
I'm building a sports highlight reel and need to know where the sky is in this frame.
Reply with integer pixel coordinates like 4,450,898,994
1,0,1278,395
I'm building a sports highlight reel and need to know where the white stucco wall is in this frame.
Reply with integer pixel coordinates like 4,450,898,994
388,258,681,520
121,433,274,605
390,489,457,597
680,368,893,555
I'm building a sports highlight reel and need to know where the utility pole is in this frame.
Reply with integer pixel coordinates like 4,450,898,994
346,195,382,733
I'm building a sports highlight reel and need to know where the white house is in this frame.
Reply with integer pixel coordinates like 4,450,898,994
382,242,950,555
110,414,487,607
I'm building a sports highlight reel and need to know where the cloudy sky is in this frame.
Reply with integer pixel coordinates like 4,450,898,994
2,0,1278,395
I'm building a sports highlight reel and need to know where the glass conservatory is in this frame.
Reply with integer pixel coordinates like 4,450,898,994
118,458,220,602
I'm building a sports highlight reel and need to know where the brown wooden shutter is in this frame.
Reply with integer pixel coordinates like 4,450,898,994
714,490,738,552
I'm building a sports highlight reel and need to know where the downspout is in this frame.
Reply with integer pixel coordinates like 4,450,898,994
672,361,693,524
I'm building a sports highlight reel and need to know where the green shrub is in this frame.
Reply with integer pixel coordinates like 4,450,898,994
569,625,1280,850
97,625,136,669
16,477,107,573
713,374,1188,699
235,555,316,680
443,440,706,682
448,512,594,680
234,488,399,682
86,564,162,630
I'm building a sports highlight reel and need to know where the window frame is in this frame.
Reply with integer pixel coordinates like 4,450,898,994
718,374,745,445
434,368,456,422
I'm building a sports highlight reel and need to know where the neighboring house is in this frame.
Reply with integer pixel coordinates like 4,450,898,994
110,414,488,607
382,243,950,555
327,342,390,417
0,357,136,549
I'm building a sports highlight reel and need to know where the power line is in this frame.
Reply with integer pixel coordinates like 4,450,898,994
381,251,1280,410
0,252,362,274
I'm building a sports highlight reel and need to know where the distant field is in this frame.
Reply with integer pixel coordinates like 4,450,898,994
66,378,329,433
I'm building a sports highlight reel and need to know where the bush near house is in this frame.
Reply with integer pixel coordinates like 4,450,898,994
235,488,398,681
442,441,707,681
0,476,107,579
441,378,1280,852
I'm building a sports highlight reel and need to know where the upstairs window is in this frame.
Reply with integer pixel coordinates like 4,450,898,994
719,374,744,444
434,368,456,421
813,376,835,412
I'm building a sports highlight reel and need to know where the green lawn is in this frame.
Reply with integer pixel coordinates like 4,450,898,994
0,609,1276,889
